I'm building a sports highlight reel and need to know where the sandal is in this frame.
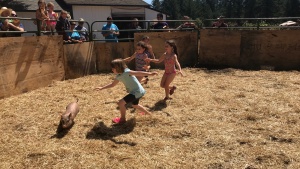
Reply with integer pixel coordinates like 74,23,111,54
112,117,126,124
169,86,177,95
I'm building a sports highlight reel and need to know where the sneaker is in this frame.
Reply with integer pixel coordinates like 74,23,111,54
112,117,126,124
139,112,146,115
169,86,177,95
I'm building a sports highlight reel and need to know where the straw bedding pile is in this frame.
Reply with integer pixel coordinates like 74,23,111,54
0,68,299,168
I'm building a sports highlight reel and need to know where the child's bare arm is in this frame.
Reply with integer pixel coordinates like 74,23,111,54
123,52,136,62
146,53,165,63
95,79,119,90
174,55,184,76
129,71,158,77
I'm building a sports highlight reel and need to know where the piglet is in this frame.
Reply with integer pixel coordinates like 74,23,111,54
59,99,80,129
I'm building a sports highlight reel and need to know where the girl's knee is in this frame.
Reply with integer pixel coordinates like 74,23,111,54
117,100,126,107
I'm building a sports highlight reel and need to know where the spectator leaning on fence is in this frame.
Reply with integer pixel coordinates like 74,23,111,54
102,16,119,42
212,16,228,28
0,8,25,37
68,21,82,43
35,0,49,31
152,13,169,30
176,16,197,30
46,2,58,35
75,18,89,41
55,10,71,43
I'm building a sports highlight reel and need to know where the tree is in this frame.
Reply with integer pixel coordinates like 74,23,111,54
285,0,300,17
152,0,162,11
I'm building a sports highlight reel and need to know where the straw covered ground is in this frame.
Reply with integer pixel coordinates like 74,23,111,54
0,68,300,169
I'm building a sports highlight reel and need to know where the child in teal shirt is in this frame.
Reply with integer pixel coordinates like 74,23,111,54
95,59,158,124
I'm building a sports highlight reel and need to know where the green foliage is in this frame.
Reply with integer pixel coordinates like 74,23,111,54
150,0,300,21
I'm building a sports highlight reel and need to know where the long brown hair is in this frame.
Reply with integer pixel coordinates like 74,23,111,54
166,40,178,57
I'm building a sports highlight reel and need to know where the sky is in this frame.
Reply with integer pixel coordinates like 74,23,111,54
143,0,152,5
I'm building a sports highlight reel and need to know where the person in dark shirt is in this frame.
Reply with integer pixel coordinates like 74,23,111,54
152,13,168,30
55,10,71,42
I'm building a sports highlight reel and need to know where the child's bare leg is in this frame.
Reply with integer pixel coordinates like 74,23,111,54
160,74,168,98
132,104,152,115
117,99,127,121
140,77,149,84
161,73,176,99
136,76,144,83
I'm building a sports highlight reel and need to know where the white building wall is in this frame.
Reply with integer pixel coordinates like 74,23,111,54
72,6,112,41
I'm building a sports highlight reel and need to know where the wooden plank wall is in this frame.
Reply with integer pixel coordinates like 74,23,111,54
94,42,135,72
199,29,300,70
1,30,299,99
64,42,97,79
0,36,65,99
94,31,199,72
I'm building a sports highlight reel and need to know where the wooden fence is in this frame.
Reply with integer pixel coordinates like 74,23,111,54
1,30,299,98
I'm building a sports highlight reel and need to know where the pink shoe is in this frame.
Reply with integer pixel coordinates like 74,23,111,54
139,112,146,115
169,86,177,95
112,117,126,124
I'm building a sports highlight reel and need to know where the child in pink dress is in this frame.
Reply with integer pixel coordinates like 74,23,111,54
46,2,58,34
146,40,184,100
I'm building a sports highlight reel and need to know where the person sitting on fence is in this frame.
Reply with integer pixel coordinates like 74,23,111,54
0,8,25,37
152,13,169,30
75,18,89,41
212,16,228,28
68,21,82,43
55,10,71,43
176,16,197,30
46,2,58,35
102,16,119,42
35,0,49,32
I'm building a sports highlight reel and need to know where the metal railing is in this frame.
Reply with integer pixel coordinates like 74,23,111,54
1,16,299,40
0,16,90,40
204,17,300,30
90,19,199,42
